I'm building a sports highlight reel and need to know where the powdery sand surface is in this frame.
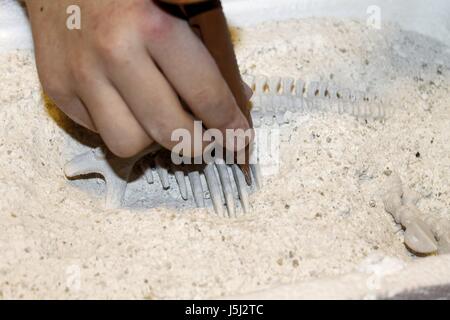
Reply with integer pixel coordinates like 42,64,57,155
1,18,449,299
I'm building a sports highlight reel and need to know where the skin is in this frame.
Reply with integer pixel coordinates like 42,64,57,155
25,0,250,158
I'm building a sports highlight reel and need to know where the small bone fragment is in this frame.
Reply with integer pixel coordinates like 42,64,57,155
232,164,250,214
188,171,205,208
383,172,440,255
204,163,225,217
173,169,188,200
215,159,236,217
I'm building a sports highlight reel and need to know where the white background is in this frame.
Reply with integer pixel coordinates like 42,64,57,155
1,0,450,52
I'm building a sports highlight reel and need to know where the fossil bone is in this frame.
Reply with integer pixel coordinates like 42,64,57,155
423,215,450,255
215,158,237,217
64,145,256,217
64,146,156,209
65,74,388,216
204,162,226,217
244,75,388,127
172,167,188,201
187,170,205,208
383,173,450,255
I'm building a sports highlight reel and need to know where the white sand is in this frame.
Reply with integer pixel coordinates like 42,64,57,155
1,18,449,299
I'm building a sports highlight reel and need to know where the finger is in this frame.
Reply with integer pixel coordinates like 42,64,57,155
42,86,96,131
144,10,250,137
77,74,154,158
57,96,97,132
105,49,205,156
67,104,94,132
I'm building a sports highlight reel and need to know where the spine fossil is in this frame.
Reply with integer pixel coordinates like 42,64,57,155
64,74,390,216
245,75,388,127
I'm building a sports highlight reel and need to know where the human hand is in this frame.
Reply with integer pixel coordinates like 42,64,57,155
26,0,250,158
